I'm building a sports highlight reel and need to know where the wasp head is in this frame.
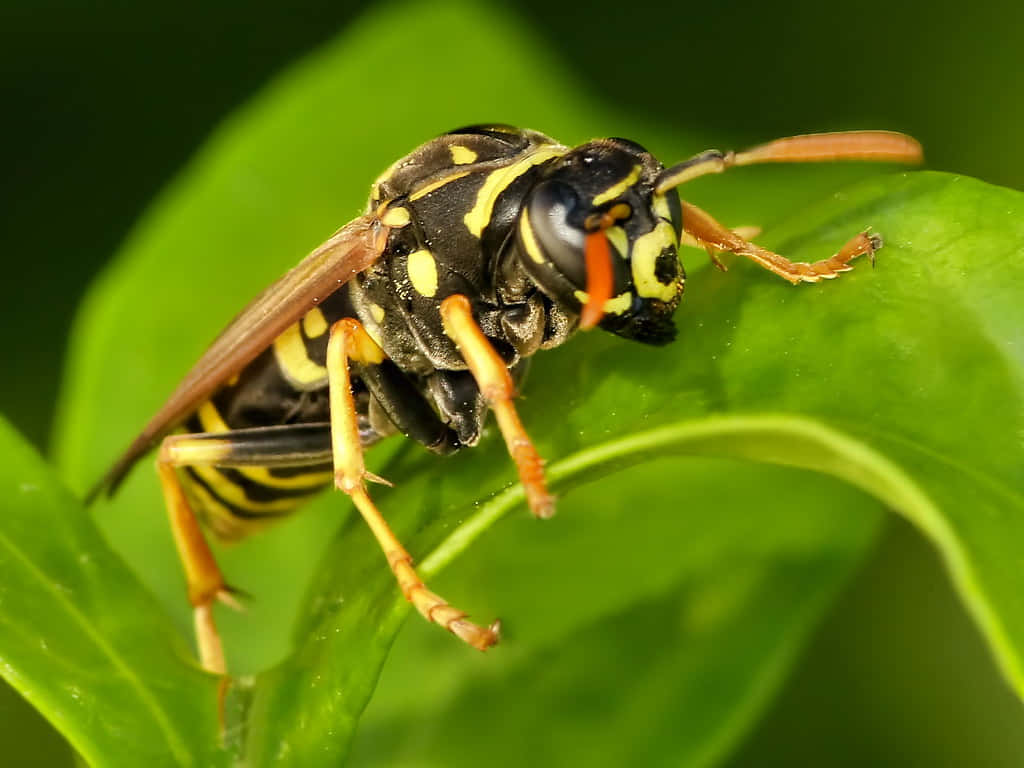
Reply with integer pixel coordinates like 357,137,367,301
516,138,685,346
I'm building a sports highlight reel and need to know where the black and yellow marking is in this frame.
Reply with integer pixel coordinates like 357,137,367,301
518,210,546,265
449,145,477,165
630,220,682,302
592,164,643,205
93,124,921,678
176,403,334,538
406,248,439,297
463,144,566,237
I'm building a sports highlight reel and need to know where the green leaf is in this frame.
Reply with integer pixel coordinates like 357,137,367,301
255,433,881,768
46,0,1024,765
350,461,873,768
0,418,227,767
0,677,76,767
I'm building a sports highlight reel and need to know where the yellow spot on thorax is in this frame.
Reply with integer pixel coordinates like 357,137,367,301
450,145,478,164
592,164,643,206
302,307,329,338
380,205,411,227
464,145,566,237
407,249,439,297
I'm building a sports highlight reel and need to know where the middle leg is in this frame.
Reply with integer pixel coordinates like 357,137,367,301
327,317,500,650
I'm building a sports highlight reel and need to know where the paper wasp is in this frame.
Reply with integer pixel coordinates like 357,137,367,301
90,125,922,674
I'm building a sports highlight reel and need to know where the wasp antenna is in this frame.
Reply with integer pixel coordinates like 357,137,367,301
734,131,923,166
655,131,923,195
655,150,729,194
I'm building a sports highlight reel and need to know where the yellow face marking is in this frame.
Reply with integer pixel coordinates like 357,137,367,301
631,221,679,302
605,226,629,258
592,164,643,206
302,306,329,338
573,290,633,316
407,248,439,298
409,169,473,201
518,210,546,264
450,145,478,165
369,302,386,324
273,323,328,390
464,145,566,237
380,206,411,227
652,192,673,223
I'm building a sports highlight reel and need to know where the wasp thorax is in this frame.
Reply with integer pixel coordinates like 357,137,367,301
515,139,686,346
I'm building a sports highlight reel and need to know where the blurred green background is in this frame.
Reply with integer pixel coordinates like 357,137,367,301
2,0,1023,764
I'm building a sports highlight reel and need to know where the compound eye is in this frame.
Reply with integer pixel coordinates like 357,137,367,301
526,180,587,289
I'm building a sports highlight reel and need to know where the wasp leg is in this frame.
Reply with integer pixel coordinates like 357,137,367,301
439,294,554,519
655,131,923,192
327,318,500,651
158,423,336,673
680,225,762,272
157,441,235,675
680,200,881,284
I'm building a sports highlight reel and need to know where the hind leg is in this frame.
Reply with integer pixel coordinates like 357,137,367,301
158,422,335,672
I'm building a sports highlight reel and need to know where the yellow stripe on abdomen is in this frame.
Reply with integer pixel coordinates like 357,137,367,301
272,322,328,390
193,402,332,489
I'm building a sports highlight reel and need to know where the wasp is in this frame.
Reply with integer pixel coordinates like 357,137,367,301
89,125,922,675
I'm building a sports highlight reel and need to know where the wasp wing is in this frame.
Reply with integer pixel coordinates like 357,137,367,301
89,214,388,500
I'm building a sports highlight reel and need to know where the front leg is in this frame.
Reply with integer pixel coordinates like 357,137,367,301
439,294,554,519
680,200,881,284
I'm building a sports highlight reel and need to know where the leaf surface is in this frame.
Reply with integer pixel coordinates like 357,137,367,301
0,419,226,767
45,0,1024,765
